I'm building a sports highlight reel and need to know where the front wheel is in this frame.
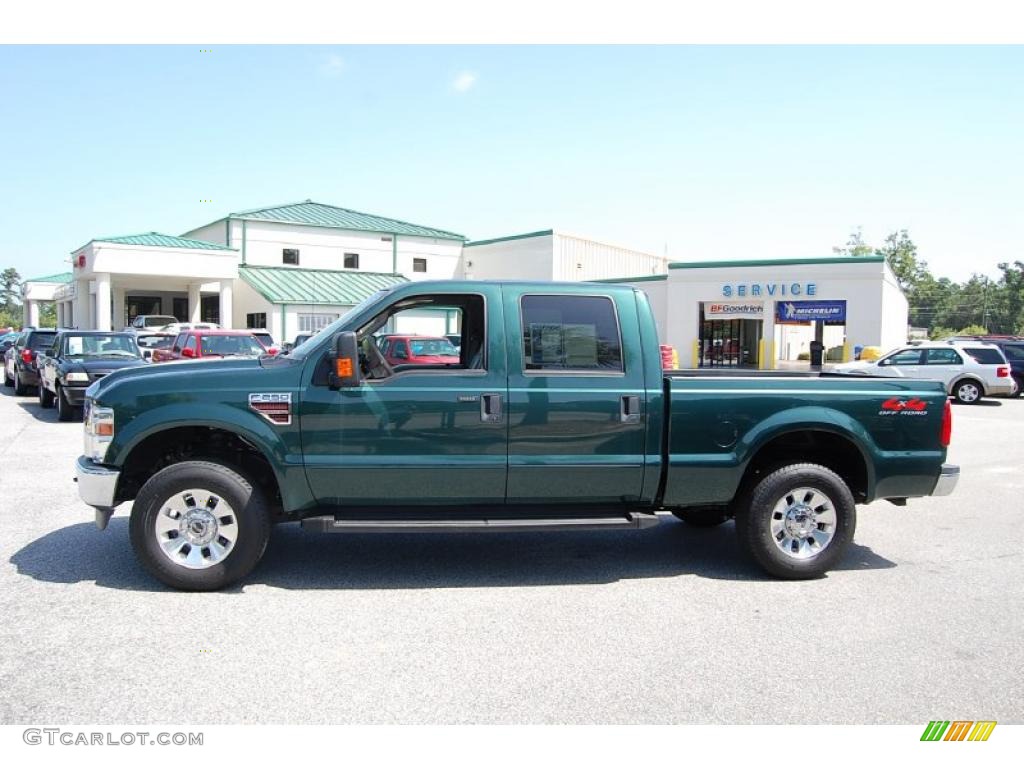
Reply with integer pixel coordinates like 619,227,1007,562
129,461,271,591
735,463,856,579
38,382,54,408
55,385,74,421
953,379,982,405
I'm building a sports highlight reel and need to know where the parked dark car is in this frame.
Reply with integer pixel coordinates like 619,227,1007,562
38,331,146,420
4,328,58,395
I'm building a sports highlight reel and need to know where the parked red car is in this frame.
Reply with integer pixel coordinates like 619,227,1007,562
152,329,268,362
378,335,460,366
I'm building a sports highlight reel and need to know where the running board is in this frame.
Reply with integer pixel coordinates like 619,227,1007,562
301,512,660,534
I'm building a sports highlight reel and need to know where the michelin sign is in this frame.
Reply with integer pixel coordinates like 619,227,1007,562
776,300,847,324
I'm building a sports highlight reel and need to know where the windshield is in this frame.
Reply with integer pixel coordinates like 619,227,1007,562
200,335,265,357
65,334,140,358
409,338,458,356
141,316,177,327
288,290,390,358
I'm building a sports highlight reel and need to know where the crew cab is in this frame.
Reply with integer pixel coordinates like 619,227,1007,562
37,331,145,420
75,281,959,591
151,329,267,363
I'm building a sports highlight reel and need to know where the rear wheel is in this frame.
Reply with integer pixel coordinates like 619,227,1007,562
735,463,856,580
13,369,29,396
38,382,54,408
129,460,271,591
3,367,12,388
953,379,982,405
671,507,731,527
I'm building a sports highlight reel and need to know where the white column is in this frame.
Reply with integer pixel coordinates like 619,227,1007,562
218,280,233,329
112,286,126,330
95,273,112,331
56,302,64,328
72,283,86,329
64,301,73,328
189,283,202,323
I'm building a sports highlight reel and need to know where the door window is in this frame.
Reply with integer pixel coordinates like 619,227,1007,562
880,349,923,366
520,295,623,372
924,348,962,365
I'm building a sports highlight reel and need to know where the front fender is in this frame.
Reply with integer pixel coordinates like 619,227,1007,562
107,402,313,512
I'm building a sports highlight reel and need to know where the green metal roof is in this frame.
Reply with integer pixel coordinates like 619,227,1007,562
464,229,554,247
669,255,885,269
589,274,668,284
24,271,73,284
78,232,236,252
224,200,466,241
239,266,408,306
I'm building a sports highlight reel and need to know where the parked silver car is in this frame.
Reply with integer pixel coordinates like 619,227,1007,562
831,341,1013,403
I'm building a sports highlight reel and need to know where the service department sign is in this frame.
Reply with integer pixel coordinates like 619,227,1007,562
703,301,764,320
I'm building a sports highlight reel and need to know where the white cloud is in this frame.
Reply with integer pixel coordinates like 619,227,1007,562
320,54,345,78
452,71,478,92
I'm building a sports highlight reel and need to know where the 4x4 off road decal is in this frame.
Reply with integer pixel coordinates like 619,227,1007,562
249,392,292,425
880,397,929,416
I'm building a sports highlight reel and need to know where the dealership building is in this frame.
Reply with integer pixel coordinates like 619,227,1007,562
20,201,908,364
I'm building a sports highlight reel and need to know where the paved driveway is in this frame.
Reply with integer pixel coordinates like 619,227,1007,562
0,385,1021,723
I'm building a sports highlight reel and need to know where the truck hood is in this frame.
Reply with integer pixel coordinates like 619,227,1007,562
86,356,268,401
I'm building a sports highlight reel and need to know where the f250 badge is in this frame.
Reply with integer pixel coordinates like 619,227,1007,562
879,397,928,416
249,392,292,425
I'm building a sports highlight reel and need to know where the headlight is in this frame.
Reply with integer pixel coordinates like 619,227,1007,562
66,371,89,383
83,401,115,463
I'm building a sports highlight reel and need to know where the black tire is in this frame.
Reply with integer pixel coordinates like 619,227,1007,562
952,378,983,405
129,460,271,591
671,506,731,527
1012,375,1023,398
735,463,856,580
13,369,28,396
38,382,54,408
3,368,12,388
55,385,73,421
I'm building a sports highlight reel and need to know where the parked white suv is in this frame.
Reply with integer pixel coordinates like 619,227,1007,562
830,341,1013,403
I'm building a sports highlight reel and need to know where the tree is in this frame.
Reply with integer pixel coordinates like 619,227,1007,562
1,267,21,313
832,227,875,257
877,230,928,292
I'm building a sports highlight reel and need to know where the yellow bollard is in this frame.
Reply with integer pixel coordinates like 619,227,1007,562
758,339,766,370
692,340,699,368
842,342,852,363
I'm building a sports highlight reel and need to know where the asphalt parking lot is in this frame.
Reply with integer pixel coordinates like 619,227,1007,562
0,384,1021,725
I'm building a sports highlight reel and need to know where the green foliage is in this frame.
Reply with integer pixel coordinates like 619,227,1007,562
38,302,57,328
957,324,990,337
832,228,874,258
928,326,957,340
1,267,20,313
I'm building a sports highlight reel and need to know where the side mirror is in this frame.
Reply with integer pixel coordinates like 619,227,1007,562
329,331,361,389
181,347,195,358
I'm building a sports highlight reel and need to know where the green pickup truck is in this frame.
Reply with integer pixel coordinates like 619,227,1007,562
75,280,959,590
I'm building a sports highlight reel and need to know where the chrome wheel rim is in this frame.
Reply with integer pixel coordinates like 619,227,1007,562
769,486,837,560
957,382,980,402
154,488,238,569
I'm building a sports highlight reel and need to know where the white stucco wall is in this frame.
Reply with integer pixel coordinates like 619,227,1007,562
461,233,555,281
553,233,669,282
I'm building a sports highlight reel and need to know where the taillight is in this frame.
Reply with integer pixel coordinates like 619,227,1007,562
997,366,1009,378
20,349,33,364
940,398,952,448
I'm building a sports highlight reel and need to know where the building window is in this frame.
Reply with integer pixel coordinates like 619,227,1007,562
283,248,300,265
344,253,359,269
413,257,427,273
246,312,267,329
520,294,623,372
297,313,340,333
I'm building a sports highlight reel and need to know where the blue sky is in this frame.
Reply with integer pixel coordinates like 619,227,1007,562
1,45,1021,282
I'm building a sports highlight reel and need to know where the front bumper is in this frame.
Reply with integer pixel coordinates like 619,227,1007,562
932,463,960,497
75,455,120,509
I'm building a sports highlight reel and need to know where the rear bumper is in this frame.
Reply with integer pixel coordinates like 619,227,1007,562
988,381,1015,397
931,464,960,497
75,455,120,509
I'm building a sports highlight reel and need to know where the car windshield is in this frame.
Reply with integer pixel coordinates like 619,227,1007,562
65,335,140,358
200,335,265,357
253,333,274,347
141,316,177,327
409,338,458,356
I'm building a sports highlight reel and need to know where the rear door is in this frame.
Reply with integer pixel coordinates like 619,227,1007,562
503,287,647,506
922,347,963,389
